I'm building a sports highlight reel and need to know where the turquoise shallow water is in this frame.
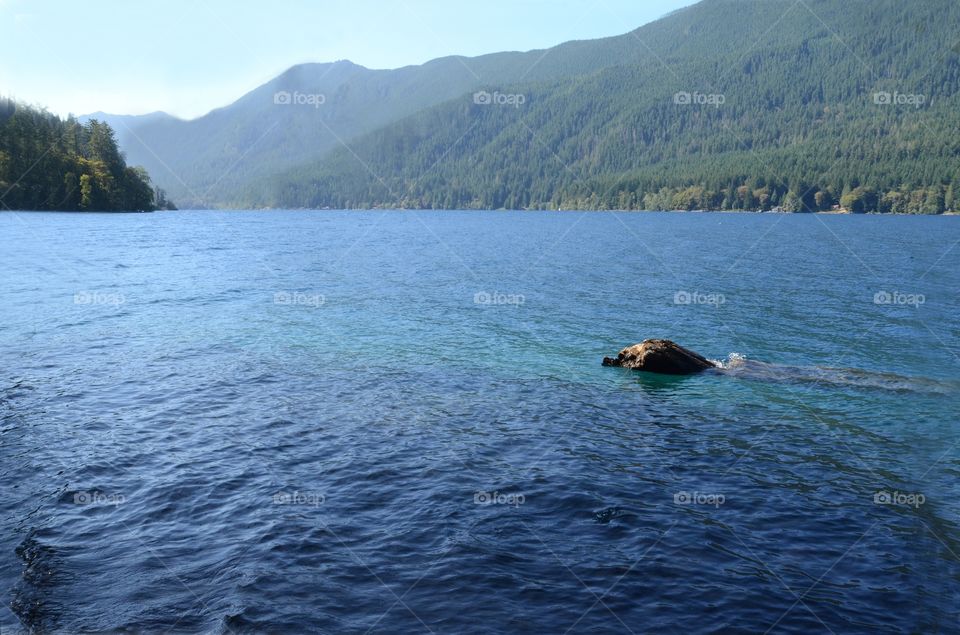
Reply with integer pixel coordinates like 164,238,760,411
0,209,958,633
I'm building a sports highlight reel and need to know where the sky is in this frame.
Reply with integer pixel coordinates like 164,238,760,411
0,0,698,119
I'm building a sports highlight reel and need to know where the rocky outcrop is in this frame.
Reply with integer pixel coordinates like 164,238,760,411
602,339,717,375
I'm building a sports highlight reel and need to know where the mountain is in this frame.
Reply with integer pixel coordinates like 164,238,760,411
237,0,960,213
77,111,178,130
97,18,723,209
76,111,180,147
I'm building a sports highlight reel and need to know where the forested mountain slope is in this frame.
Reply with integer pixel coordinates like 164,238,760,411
108,21,689,209
242,0,960,213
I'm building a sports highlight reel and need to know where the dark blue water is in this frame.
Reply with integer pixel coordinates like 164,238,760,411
1,210,958,634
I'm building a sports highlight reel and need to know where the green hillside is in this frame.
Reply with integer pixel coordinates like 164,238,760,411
0,99,170,212
241,0,960,213
114,27,671,209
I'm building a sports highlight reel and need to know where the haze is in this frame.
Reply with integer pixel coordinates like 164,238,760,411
0,0,696,119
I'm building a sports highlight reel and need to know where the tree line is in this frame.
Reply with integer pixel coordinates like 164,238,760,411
0,98,174,212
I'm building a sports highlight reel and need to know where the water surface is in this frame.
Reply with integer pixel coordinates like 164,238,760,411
1,210,958,633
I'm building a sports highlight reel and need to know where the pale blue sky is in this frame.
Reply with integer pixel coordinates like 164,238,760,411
0,0,697,119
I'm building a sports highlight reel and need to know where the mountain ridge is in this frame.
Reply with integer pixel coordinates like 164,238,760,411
86,0,960,213
237,0,960,213
91,6,710,208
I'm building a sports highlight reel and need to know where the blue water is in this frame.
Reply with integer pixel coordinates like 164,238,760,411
1,210,958,634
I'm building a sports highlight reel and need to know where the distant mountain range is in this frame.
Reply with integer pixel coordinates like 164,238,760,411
77,111,179,132
89,0,960,213
88,29,669,209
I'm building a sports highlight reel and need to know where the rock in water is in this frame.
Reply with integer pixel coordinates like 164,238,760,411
602,339,717,375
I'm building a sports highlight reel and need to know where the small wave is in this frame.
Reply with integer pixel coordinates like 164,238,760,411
711,354,957,395
593,506,625,524
711,352,748,370
10,532,64,633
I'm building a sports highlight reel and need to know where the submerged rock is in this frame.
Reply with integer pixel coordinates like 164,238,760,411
602,339,717,375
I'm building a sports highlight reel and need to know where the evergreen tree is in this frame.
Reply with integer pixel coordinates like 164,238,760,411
0,99,164,211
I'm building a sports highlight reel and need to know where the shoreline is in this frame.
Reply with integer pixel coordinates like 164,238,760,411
3,208,957,216
226,208,958,216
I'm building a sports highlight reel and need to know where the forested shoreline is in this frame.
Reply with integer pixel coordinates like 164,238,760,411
0,98,173,212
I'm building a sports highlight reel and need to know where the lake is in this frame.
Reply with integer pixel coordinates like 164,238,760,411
1,210,958,633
